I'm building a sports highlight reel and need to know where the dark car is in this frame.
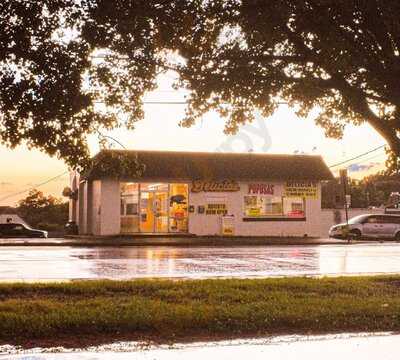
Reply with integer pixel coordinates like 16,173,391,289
0,223,48,238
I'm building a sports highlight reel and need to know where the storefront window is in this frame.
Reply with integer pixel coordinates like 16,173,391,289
141,183,169,192
283,197,305,217
244,195,305,218
120,183,139,233
120,182,188,233
126,203,138,215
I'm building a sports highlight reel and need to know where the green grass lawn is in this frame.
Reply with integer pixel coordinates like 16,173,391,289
1,276,400,347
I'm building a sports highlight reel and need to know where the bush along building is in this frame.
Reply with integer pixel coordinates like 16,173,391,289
70,150,333,237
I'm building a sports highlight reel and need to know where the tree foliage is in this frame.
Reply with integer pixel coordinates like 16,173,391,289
84,150,145,179
322,172,400,208
170,0,400,171
0,1,93,167
17,189,68,229
2,1,400,170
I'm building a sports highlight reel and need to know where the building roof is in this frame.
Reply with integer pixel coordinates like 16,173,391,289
86,149,334,182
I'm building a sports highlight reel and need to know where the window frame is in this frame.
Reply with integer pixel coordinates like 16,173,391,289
243,195,306,222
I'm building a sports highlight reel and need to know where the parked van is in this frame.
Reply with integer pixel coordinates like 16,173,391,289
329,214,400,240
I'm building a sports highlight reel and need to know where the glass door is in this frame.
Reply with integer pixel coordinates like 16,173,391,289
154,191,168,232
140,189,169,233
140,191,155,232
138,183,188,233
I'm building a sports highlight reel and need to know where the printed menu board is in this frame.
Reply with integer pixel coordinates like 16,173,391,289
284,181,318,199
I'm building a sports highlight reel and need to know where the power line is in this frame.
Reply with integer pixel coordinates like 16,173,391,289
352,152,387,165
0,171,69,203
97,132,127,149
341,152,387,173
94,100,289,105
93,100,188,105
328,145,386,168
142,101,188,104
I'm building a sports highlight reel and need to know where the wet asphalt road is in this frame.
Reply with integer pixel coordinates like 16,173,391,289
1,333,398,359
2,243,400,280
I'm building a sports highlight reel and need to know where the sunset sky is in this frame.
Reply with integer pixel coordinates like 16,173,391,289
0,76,388,206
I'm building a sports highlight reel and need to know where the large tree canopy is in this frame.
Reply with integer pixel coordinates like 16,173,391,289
0,0,170,167
1,1,92,166
2,1,400,170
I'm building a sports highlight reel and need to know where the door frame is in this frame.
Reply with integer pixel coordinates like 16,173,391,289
122,182,189,234
139,185,170,233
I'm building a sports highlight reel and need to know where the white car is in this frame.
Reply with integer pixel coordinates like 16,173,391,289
329,214,400,240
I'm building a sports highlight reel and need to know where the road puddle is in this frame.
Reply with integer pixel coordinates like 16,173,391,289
3,244,400,281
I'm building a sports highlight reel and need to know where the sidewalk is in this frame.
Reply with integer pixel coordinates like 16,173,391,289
0,235,359,247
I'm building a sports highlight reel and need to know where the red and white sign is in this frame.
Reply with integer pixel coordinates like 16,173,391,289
248,183,274,195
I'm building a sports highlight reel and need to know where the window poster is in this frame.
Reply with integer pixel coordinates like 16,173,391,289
206,203,228,215
222,216,235,235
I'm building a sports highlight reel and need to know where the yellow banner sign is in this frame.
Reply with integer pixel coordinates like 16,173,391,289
284,181,318,199
248,207,261,216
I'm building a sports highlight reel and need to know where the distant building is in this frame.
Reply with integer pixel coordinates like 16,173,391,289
0,206,28,225
71,150,333,237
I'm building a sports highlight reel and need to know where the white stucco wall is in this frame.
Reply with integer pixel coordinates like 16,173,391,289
188,181,322,237
84,178,121,236
78,181,88,234
99,179,120,235
91,180,102,235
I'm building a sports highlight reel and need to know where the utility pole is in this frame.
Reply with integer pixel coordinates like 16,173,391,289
339,169,350,242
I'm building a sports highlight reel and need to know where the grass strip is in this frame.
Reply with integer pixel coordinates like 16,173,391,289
1,276,400,347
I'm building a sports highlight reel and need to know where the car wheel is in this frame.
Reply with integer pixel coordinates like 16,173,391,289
395,232,400,242
349,229,361,240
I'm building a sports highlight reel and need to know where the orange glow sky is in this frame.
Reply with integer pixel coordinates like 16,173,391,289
0,103,386,206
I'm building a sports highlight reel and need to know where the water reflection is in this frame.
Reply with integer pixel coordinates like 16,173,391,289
318,245,400,275
2,244,400,280
0,333,397,359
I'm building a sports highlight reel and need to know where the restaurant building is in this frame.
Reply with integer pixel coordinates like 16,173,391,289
70,150,333,237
